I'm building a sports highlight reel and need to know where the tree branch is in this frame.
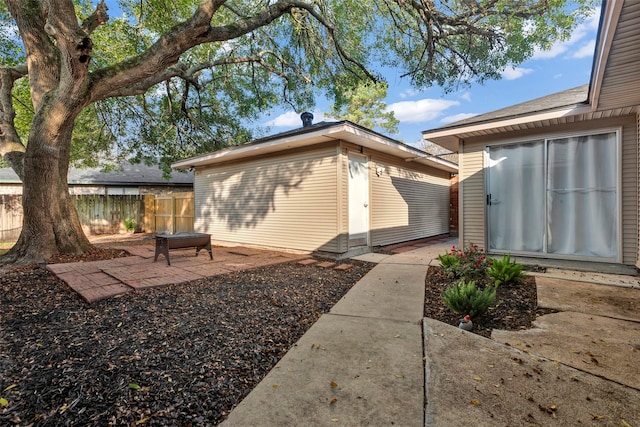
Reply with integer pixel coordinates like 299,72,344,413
81,0,109,35
0,65,28,180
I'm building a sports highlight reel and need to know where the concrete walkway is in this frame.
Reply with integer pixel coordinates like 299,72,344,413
221,237,640,426
220,238,454,426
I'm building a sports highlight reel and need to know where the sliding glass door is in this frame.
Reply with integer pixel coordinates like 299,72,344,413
486,131,619,261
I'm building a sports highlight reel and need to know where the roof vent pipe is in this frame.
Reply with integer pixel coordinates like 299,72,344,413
301,112,314,127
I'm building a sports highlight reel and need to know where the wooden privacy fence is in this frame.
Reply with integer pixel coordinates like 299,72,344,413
150,193,195,234
0,192,194,240
0,195,22,241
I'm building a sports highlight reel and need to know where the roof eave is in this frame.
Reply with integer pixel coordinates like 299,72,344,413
173,122,458,173
422,103,592,151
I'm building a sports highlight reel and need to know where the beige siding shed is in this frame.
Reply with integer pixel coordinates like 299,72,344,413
175,120,458,256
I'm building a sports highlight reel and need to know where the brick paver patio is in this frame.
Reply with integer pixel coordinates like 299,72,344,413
47,243,307,303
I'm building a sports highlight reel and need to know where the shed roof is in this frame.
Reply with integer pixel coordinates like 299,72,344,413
172,120,458,174
0,162,193,186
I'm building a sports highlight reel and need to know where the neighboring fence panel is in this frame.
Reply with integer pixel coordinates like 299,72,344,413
1,192,194,239
74,194,144,235
0,195,23,241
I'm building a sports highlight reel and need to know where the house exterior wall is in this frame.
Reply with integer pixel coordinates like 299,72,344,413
459,115,638,265
364,147,451,247
194,143,342,252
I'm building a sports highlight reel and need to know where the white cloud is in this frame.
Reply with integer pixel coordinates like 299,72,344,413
440,113,478,124
501,66,534,80
460,91,472,102
573,39,596,59
264,110,328,127
399,88,420,99
532,7,600,60
387,99,459,123
264,111,301,127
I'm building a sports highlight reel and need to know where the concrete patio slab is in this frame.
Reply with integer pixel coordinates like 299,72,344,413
424,318,640,426
492,311,640,390
536,276,640,322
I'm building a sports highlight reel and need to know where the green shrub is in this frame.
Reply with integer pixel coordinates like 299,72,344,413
441,279,497,318
487,254,526,286
439,244,489,281
123,218,137,232
438,253,459,270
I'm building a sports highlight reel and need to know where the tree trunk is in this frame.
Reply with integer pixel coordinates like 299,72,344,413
1,110,92,266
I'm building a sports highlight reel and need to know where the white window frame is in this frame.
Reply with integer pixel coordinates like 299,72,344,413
484,127,622,263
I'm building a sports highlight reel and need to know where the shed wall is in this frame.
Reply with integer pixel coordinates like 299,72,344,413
459,115,638,265
194,144,341,252
367,150,451,246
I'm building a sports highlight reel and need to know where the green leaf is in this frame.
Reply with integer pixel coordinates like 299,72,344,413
128,383,141,390
0,397,8,407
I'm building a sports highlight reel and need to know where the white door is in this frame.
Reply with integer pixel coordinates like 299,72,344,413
348,153,369,247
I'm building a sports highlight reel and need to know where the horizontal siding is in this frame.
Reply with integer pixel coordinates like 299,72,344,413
369,152,450,246
194,145,340,252
460,142,485,249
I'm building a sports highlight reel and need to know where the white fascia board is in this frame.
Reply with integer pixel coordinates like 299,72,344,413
589,0,623,112
422,104,593,148
171,127,335,169
173,122,458,173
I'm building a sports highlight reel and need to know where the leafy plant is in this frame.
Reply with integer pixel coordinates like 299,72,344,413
123,218,137,232
441,279,497,318
438,252,459,270
487,254,526,286
439,244,490,281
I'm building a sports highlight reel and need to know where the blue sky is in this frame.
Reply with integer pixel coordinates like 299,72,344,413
261,7,601,147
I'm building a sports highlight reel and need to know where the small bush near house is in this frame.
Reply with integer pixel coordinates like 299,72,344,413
441,279,497,318
488,254,527,286
439,244,490,280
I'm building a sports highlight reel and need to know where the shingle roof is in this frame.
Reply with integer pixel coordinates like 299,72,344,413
0,162,193,186
424,84,589,133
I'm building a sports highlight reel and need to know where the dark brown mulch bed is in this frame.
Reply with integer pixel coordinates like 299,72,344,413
0,251,375,426
424,265,555,338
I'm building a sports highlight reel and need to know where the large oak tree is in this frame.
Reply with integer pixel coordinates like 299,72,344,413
0,0,594,265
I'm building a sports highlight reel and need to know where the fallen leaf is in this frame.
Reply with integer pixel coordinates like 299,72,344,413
135,418,149,425
0,398,8,407
3,384,17,392
474,376,482,381
128,383,141,390
590,414,606,420
330,381,338,388
621,420,631,427
272,384,278,388
329,397,337,405
331,418,339,422
470,399,480,406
